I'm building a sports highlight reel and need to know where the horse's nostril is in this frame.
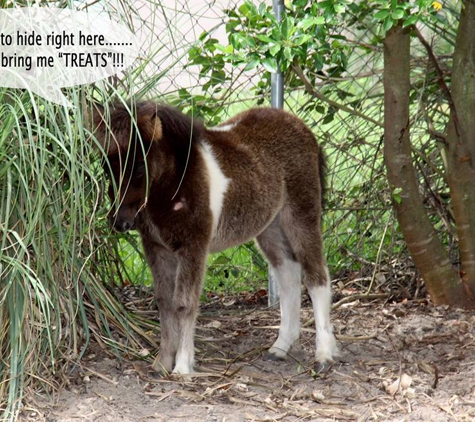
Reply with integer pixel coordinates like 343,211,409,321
110,219,132,233
119,221,132,232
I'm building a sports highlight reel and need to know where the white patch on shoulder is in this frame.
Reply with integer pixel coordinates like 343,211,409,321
209,122,238,132
199,141,231,234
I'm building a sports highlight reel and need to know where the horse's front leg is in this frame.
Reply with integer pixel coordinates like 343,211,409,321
142,241,180,374
171,247,208,374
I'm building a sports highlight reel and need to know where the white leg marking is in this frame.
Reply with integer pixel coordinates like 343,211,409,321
199,141,230,234
208,122,238,132
307,267,338,363
172,317,195,374
268,259,302,359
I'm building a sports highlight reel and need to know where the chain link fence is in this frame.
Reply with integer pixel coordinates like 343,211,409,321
110,0,419,297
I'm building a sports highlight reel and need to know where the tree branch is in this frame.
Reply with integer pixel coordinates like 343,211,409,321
291,62,384,128
414,26,461,138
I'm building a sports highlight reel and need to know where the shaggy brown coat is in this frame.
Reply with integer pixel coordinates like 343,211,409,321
93,102,337,374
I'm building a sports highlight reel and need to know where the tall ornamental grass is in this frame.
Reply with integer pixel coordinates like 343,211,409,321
0,0,185,417
0,87,152,420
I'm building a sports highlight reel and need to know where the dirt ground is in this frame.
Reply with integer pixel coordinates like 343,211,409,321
28,295,475,422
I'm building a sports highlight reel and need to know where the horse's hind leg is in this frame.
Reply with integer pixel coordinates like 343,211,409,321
280,203,338,364
307,264,337,363
256,216,302,360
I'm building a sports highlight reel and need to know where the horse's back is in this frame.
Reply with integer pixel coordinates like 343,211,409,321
207,107,321,177
204,108,323,251
214,108,318,151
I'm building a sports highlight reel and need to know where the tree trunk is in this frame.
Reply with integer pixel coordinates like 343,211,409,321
383,24,473,307
445,0,475,304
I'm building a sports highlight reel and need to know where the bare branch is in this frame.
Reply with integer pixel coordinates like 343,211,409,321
291,61,384,128
414,26,461,137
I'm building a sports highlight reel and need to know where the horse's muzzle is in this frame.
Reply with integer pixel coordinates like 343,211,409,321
109,207,138,232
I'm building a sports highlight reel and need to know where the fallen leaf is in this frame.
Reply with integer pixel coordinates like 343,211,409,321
312,389,325,402
204,320,222,329
383,373,413,396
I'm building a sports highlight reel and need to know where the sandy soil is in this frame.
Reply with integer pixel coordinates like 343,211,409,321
26,296,475,421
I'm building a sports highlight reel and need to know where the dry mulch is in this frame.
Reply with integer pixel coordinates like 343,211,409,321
26,294,475,421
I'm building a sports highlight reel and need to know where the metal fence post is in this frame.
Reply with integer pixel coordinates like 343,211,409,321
268,0,285,308
271,0,284,110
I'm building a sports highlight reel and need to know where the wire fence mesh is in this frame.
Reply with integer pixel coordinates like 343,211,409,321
101,0,406,297
4,1,462,417
1,1,463,418
104,0,457,299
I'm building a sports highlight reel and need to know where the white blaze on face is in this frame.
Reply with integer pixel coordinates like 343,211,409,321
200,141,230,234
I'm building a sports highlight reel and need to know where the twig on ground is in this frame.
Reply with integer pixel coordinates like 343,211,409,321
81,365,119,386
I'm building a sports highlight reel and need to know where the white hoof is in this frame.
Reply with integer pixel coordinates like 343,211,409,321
267,346,288,360
172,361,194,375
315,333,339,363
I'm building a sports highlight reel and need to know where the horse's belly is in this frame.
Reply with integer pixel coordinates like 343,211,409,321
208,226,258,253
208,200,281,253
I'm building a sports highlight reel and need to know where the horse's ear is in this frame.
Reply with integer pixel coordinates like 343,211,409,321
88,103,111,151
138,112,163,143
91,103,105,130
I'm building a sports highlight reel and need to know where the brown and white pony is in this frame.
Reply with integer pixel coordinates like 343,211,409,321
93,101,338,374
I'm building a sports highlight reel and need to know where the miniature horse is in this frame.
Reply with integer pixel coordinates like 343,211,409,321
93,102,338,374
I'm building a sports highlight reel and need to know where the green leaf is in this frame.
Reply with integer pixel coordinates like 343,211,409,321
269,43,281,56
402,14,419,27
244,35,257,48
215,43,234,54
258,2,267,15
262,58,279,73
383,16,394,32
299,16,325,31
238,1,258,19
231,268,241,278
188,46,201,61
271,25,282,41
283,46,294,62
334,3,345,14
374,9,390,20
391,8,404,20
322,112,335,124
256,34,274,43
293,34,312,46
314,53,324,71
244,59,260,70
213,255,229,265
315,105,326,114
281,17,289,39
392,187,403,205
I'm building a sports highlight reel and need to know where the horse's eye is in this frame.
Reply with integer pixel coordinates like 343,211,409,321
104,161,117,178
134,162,146,179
